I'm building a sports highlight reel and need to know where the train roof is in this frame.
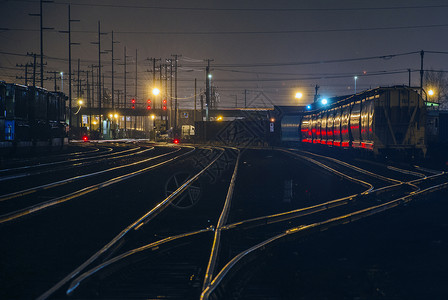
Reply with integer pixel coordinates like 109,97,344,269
304,85,422,114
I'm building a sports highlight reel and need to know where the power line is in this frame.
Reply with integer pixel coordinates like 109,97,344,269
195,51,421,68
3,23,448,35
4,1,448,12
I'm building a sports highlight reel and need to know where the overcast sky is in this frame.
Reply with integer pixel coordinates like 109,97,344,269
1,0,448,108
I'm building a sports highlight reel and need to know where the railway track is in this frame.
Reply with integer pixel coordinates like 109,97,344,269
1,145,447,299
0,143,194,224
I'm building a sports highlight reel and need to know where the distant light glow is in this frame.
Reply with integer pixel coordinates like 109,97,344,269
428,89,435,96
295,92,303,99
270,118,275,122
151,114,155,120
78,99,83,105
321,98,328,105
114,114,118,118
306,105,311,110
152,88,160,96
208,74,212,79
217,116,223,121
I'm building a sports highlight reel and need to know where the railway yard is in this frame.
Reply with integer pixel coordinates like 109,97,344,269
0,141,447,299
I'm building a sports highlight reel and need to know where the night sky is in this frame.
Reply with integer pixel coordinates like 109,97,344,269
1,0,448,108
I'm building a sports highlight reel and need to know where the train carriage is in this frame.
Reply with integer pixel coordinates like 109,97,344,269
298,86,427,157
0,82,67,149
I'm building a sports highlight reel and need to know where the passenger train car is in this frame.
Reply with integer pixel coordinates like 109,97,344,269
282,86,428,157
0,81,68,150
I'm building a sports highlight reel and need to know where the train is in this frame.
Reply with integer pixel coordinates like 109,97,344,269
0,81,68,151
280,86,445,158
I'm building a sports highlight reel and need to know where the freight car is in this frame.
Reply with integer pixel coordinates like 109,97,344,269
288,86,428,157
0,82,68,150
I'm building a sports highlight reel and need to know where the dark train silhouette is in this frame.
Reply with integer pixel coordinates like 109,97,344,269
0,81,68,150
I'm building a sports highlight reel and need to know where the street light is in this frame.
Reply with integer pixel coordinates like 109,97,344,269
428,89,435,96
354,76,358,94
295,92,303,99
151,114,156,142
60,72,64,92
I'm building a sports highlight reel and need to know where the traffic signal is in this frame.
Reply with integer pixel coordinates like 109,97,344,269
162,99,167,111
131,98,136,109
147,105,151,110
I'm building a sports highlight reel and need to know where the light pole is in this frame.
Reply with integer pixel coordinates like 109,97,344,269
151,114,156,141
152,87,160,141
60,72,64,92
354,76,358,94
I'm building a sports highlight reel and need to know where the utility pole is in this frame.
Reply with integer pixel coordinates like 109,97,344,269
135,49,138,100
205,59,214,122
194,78,197,123
108,31,120,110
91,21,107,137
33,53,36,87
314,84,320,103
408,69,411,87
116,90,121,108
59,4,79,136
29,0,54,88
46,70,58,91
135,49,138,131
16,63,32,86
122,46,132,132
167,59,173,129
244,89,247,108
171,54,181,130
420,50,424,94
164,64,168,129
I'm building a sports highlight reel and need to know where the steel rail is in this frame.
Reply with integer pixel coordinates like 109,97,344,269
1,144,101,166
202,148,241,290
281,149,375,192
66,226,215,295
133,147,227,230
0,145,142,177
200,177,448,300
37,146,226,300
0,146,153,183
294,149,402,184
387,165,427,178
0,146,159,202
0,147,194,225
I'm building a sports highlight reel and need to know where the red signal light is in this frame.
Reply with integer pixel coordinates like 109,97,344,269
162,99,167,104
82,135,89,142
173,139,179,144
147,99,151,104
131,98,136,104
147,105,151,110
162,105,167,111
